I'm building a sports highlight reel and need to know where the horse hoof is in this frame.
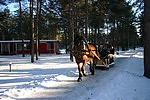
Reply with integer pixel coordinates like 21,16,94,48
77,78,82,82
91,72,95,75
83,73,88,76
91,70,95,75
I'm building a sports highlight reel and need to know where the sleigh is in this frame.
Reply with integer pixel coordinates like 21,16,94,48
94,53,115,69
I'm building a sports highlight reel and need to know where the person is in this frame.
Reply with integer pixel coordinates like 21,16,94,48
100,44,110,67
106,44,115,54
108,45,115,63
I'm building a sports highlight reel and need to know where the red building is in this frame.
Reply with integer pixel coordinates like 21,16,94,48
0,40,60,55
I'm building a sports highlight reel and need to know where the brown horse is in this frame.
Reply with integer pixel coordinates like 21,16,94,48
74,36,100,82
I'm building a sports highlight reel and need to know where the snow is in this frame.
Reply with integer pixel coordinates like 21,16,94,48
0,48,150,100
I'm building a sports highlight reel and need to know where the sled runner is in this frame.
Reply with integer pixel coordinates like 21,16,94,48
95,53,115,69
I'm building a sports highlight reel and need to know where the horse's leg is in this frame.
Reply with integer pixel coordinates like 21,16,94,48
89,59,94,75
90,59,95,75
81,60,88,76
90,58,95,75
77,63,83,82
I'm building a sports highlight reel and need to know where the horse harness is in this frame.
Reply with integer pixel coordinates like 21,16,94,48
74,40,95,59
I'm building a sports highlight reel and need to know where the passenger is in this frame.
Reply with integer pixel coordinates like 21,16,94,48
100,45,110,68
107,44,115,54
108,45,115,63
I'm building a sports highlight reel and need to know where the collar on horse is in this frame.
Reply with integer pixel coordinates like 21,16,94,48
74,35,90,53
81,36,100,60
78,36,92,55
74,35,101,60
82,36,90,51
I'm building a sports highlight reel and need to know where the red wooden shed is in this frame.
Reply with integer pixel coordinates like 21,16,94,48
0,40,60,55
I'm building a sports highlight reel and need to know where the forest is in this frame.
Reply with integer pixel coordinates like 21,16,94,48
1,0,150,80
0,0,144,51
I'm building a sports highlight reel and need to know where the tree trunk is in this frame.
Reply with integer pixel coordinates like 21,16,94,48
38,0,42,56
144,0,150,78
69,1,74,62
64,29,68,54
19,0,25,57
85,0,88,39
36,0,39,60
30,0,34,63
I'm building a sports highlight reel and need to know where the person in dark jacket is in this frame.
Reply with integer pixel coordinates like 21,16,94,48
107,44,115,63
100,45,110,67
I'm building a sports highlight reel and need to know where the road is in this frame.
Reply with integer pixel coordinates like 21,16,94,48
51,50,144,100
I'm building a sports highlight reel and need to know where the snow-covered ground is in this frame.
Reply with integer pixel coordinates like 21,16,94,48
0,48,150,100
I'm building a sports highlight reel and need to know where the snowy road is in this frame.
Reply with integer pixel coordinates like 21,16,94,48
0,48,150,100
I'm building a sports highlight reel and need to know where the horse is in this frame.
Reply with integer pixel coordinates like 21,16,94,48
73,35,100,82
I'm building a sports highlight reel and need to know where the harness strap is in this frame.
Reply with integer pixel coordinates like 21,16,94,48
82,36,90,50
